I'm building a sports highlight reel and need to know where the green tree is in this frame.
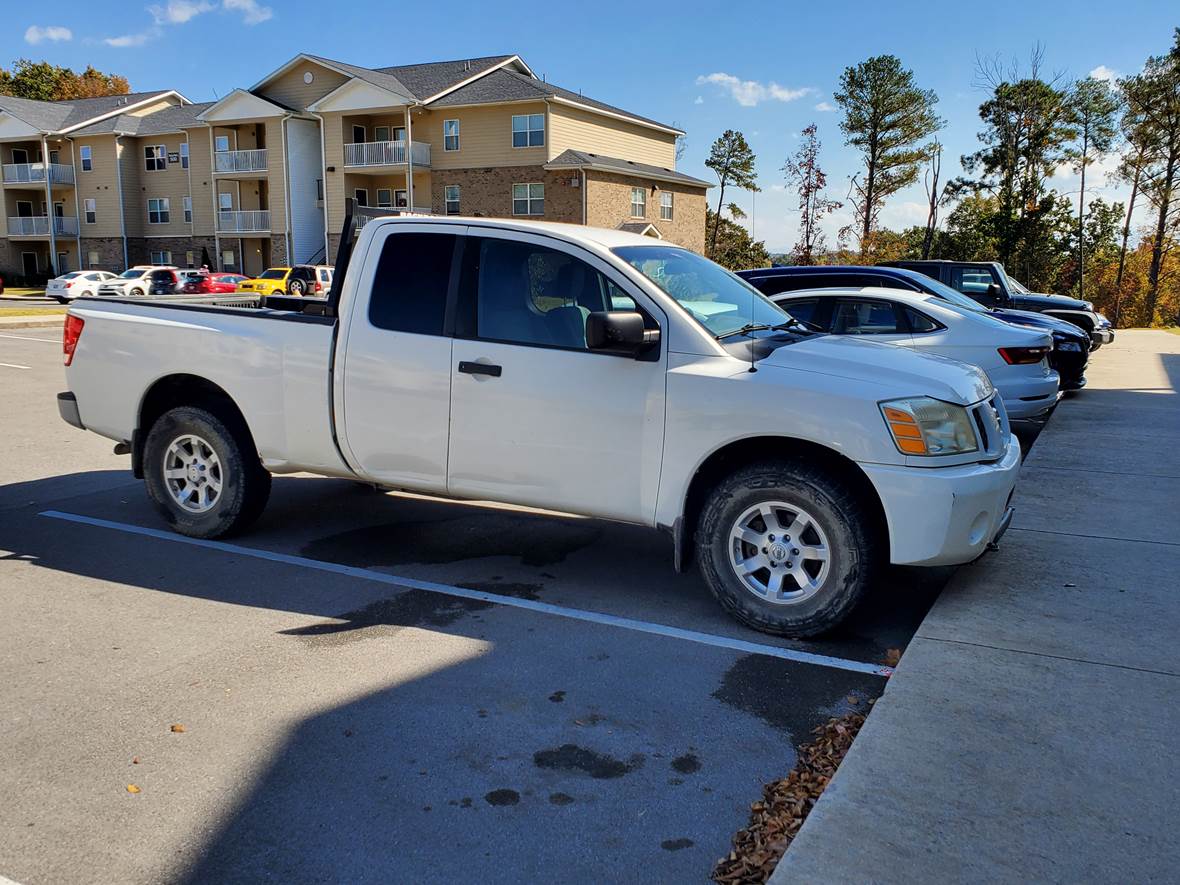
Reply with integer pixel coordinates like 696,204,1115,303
834,54,942,250
0,58,129,101
705,130,759,254
782,123,841,264
1066,77,1120,298
705,207,770,270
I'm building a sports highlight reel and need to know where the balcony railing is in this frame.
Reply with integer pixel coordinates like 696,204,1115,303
217,209,271,233
214,148,268,174
7,215,79,236
2,162,75,185
344,140,431,168
354,207,434,229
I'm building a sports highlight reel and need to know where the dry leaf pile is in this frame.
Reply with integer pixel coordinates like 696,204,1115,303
711,711,868,884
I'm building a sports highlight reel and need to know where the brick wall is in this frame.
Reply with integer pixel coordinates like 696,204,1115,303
584,171,707,253
126,236,216,267
428,166,582,222
79,237,125,271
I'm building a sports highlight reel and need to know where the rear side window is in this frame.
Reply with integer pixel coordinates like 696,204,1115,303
831,300,902,334
905,308,940,333
368,232,456,335
780,298,820,325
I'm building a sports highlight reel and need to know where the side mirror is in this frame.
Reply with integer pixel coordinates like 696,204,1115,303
986,282,1008,305
586,310,657,355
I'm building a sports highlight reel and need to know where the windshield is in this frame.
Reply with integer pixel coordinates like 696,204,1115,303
119,269,144,279
895,270,991,313
613,245,791,337
258,269,287,280
58,271,84,280
1008,276,1030,294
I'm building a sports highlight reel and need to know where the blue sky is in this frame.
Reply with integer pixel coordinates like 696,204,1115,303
16,0,1178,251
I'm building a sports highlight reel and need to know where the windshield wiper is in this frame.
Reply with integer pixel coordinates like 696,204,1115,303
716,320,806,341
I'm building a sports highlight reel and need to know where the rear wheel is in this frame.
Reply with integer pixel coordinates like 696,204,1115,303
143,405,270,538
289,278,306,295
696,461,879,637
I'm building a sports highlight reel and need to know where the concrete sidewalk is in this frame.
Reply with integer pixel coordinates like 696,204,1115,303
772,330,1180,883
0,314,65,330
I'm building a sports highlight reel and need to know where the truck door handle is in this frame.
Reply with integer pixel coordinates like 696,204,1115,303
458,361,502,378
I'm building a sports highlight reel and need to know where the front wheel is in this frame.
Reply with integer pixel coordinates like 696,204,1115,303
129,287,145,298
696,461,879,637
143,405,271,538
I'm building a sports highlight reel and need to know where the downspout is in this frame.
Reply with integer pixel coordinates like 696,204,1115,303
208,126,219,269
404,105,414,211
113,134,128,269
184,133,194,260
310,111,330,261
42,135,57,273
581,168,587,225
69,138,82,267
280,114,292,265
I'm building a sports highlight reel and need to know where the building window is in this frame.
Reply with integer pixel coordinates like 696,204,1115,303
631,187,646,218
150,250,172,265
443,119,460,151
83,198,96,224
511,113,544,148
354,188,368,207
79,145,92,172
180,142,189,169
512,182,544,216
148,198,170,224
316,179,323,202
218,192,233,212
374,125,390,143
214,135,230,152
87,250,100,268
183,195,192,223
444,184,460,215
185,250,195,267
145,145,166,172
660,191,673,221
221,249,235,269
376,188,392,208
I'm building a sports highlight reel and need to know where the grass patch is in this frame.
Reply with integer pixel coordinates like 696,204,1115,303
0,307,66,317
1163,327,1180,336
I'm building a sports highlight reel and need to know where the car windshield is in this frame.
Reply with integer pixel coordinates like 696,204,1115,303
58,271,84,280
258,269,287,280
894,270,989,313
1008,276,1030,294
613,245,791,337
118,269,144,279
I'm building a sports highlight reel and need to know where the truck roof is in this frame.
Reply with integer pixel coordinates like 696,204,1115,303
365,215,682,251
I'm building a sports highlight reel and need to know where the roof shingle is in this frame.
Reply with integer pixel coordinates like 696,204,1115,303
547,149,710,188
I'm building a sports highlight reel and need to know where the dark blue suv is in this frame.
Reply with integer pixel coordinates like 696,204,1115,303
736,265,1089,391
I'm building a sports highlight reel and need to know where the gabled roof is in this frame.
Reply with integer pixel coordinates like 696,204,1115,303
70,101,215,137
546,149,711,188
617,222,663,238
0,90,186,135
374,55,527,101
302,55,415,102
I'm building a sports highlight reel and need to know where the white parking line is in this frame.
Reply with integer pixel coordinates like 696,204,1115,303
0,362,30,370
0,332,58,343
40,510,893,678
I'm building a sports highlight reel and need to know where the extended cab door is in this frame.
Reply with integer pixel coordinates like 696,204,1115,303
336,223,462,493
446,231,666,524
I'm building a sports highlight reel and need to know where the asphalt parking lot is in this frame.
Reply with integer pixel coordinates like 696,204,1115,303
0,327,1037,883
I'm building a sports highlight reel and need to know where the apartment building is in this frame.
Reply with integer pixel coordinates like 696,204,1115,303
0,53,709,280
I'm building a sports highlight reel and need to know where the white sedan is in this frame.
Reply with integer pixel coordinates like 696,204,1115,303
772,286,1060,420
46,271,117,303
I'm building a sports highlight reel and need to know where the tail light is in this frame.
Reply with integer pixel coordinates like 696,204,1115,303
998,346,1050,365
314,280,324,293
63,314,84,366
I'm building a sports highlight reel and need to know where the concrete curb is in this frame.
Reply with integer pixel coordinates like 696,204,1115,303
0,317,65,330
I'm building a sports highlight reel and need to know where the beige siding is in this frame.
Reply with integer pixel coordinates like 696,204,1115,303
126,96,182,118
258,61,349,112
548,103,676,168
184,126,214,236
322,111,346,233
131,132,193,238
118,136,142,238
265,117,288,243
72,134,122,237
414,102,548,170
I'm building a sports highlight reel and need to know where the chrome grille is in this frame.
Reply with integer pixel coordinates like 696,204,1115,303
969,394,1007,459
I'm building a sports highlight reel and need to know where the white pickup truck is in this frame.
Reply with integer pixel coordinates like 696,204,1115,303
58,212,1020,637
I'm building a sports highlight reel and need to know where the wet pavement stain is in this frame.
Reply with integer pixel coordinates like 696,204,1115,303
301,512,600,568
456,581,544,601
661,838,694,851
533,744,644,779
548,792,575,806
671,754,701,774
279,590,491,645
712,654,879,736
484,789,520,806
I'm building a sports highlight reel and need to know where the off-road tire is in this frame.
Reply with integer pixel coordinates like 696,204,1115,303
143,405,271,539
696,460,879,637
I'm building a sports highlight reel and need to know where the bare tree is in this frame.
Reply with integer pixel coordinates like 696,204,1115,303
921,139,943,258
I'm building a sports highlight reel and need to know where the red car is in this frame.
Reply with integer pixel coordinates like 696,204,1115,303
176,270,248,295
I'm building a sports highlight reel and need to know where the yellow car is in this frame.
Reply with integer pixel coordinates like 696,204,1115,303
236,267,292,296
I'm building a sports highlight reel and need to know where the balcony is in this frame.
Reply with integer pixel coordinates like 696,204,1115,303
214,149,268,175
217,209,271,233
344,140,431,169
2,162,76,186
354,207,434,229
7,215,79,237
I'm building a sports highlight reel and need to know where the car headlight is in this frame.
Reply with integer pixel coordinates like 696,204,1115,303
880,397,979,456
1056,339,1083,352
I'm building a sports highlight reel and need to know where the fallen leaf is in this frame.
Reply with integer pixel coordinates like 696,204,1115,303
883,648,902,667
126,784,141,794
131,757,140,765
170,724,185,733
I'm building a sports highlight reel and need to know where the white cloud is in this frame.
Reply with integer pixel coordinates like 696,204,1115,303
694,95,704,105
149,0,215,24
24,25,72,44
814,101,835,112
695,72,813,107
104,29,159,47
1089,65,1120,83
223,0,273,24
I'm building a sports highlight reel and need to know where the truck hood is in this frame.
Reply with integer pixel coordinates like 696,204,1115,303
1011,292,1091,311
990,308,1090,339
757,335,992,405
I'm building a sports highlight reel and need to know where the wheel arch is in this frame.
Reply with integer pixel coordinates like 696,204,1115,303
671,435,888,572
134,374,256,479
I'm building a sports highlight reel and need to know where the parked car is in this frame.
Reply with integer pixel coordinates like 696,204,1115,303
1008,275,1115,348
96,266,179,298
738,265,1090,391
176,271,248,295
46,271,118,302
768,286,1059,420
236,265,333,297
57,216,1021,638
883,260,1114,348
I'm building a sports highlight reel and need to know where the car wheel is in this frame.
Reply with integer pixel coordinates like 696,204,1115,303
143,405,271,539
289,279,305,295
696,460,879,637
129,287,145,298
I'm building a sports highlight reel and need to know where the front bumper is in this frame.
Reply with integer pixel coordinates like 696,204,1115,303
861,436,1022,567
1090,327,1114,348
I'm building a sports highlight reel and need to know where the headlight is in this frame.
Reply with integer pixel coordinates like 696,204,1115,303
880,397,979,456
1056,340,1083,352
